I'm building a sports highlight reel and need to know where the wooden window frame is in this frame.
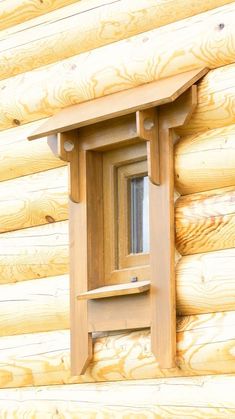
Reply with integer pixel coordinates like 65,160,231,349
103,144,149,285
28,68,208,376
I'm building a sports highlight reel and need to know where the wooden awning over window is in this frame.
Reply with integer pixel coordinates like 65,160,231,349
28,67,208,141
28,67,208,376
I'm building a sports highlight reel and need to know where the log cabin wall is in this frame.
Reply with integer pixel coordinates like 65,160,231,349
0,0,235,417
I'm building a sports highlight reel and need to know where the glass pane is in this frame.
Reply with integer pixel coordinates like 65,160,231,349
130,175,149,253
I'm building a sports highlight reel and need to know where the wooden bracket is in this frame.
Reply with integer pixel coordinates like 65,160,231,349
136,108,160,185
55,131,80,203
160,85,197,129
150,84,198,369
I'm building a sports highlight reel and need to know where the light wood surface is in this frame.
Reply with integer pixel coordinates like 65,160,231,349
1,375,235,417
178,63,235,135
177,248,235,316
0,120,65,182
175,186,235,255
29,68,207,140
1,248,235,336
0,167,68,233
175,123,235,194
1,3,234,131
1,183,233,283
58,131,80,203
0,221,69,284
0,0,232,80
77,280,150,300
136,108,160,185
0,275,69,337
0,0,78,31
1,310,235,387
150,123,175,368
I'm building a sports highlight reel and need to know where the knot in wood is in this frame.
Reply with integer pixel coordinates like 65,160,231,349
217,23,225,31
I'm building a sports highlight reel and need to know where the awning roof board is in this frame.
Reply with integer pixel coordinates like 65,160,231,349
28,67,208,141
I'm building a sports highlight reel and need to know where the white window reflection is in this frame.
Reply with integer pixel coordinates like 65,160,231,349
130,175,149,254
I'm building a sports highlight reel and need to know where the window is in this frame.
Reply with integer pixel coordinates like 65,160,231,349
28,67,207,375
103,143,149,285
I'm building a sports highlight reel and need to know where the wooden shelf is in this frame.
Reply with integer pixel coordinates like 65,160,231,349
77,280,150,300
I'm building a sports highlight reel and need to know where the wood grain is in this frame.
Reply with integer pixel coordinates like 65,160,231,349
178,63,235,135
77,280,150,300
0,0,232,80
1,310,235,387
177,248,235,316
0,0,79,31
0,119,65,182
0,167,68,233
175,186,235,255
0,221,69,284
175,123,235,195
0,3,235,131
29,68,207,140
1,248,235,336
0,375,235,417
0,275,69,337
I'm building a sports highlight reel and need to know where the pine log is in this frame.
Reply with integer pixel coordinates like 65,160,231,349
1,185,233,284
0,0,233,80
0,4,235,131
177,63,235,136
0,120,65,182
175,186,235,255
175,124,235,195
176,248,235,315
0,0,78,31
0,275,69,337
0,311,235,388
0,167,68,233
1,248,235,336
0,221,69,284
0,375,235,417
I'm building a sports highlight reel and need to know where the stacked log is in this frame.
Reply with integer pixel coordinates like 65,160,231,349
175,124,235,194
0,221,69,284
0,0,235,411
0,311,235,388
0,375,235,417
0,0,78,30
0,0,233,80
0,3,235,131
1,248,235,337
0,121,65,182
175,186,235,255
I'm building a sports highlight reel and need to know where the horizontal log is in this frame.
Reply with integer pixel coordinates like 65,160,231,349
0,120,65,182
0,375,235,417
175,186,235,255
0,221,69,284
0,3,235,131
1,248,234,336
176,248,235,315
175,124,235,195
1,310,235,388
0,0,78,31
0,275,69,336
0,0,233,80
1,185,233,284
0,167,68,233
178,63,235,135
